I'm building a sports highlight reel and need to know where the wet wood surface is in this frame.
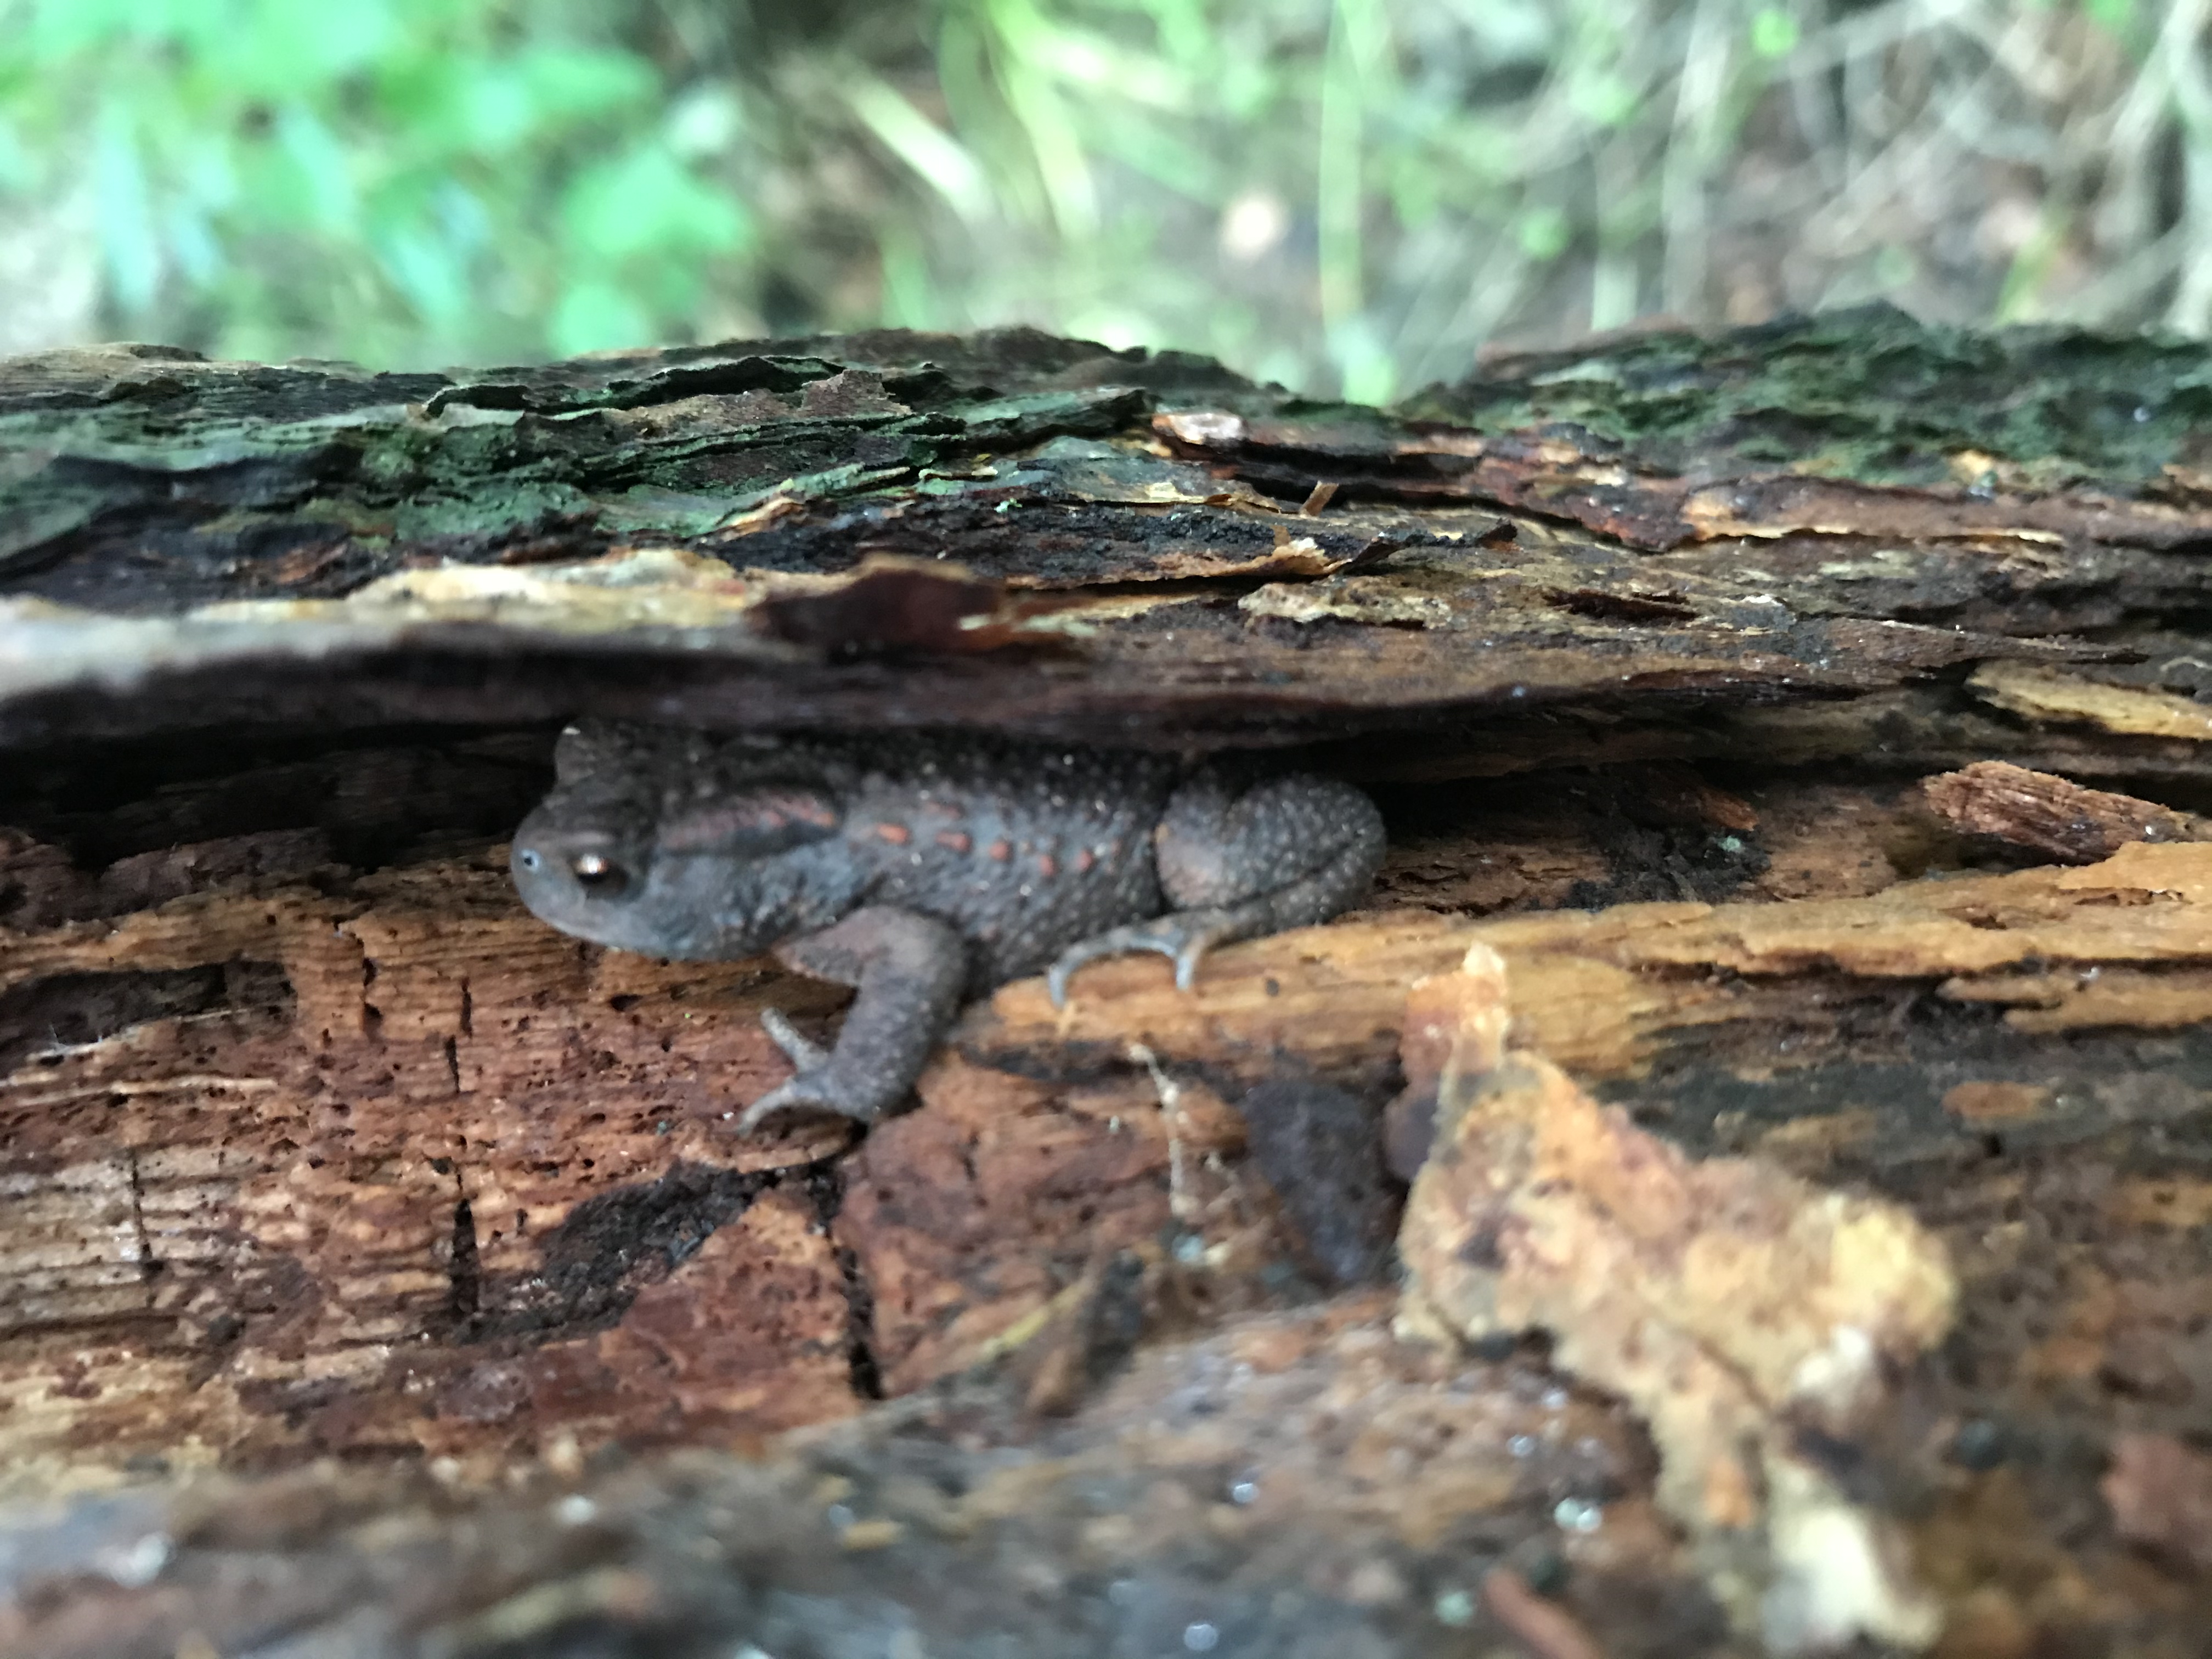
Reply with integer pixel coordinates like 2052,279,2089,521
6,312,2212,1654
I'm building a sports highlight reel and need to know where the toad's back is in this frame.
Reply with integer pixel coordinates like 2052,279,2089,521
819,737,1182,986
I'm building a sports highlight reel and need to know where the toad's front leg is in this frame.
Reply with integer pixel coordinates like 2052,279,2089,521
737,905,969,1133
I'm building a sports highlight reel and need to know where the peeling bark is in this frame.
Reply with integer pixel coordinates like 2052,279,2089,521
7,312,2212,1654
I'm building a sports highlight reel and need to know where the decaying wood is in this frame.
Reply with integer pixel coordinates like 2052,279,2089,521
8,311,2212,1654
1399,944,1954,1649
3,1298,1716,1659
2103,1432,2212,1573
1922,758,2212,862
1480,1566,1611,1659
3,307,2211,768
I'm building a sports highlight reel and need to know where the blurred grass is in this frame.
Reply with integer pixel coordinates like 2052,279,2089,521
0,0,2186,396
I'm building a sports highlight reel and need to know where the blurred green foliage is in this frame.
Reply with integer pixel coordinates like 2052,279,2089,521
0,0,752,364
0,0,2182,394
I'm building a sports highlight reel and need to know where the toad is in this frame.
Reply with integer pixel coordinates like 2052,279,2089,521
511,724,1384,1133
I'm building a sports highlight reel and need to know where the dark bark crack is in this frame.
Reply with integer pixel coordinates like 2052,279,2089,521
798,1157,884,1401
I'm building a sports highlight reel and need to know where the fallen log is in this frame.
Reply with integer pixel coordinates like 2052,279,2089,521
6,309,2212,1653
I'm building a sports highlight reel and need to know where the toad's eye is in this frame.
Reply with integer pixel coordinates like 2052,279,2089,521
571,852,629,894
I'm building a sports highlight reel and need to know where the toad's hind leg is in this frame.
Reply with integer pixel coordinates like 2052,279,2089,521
1046,771,1384,1006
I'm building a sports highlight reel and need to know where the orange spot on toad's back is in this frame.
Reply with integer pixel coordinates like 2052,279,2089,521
987,839,1012,862
777,792,838,828
1073,848,1096,873
873,823,911,845
1036,853,1058,878
936,831,972,853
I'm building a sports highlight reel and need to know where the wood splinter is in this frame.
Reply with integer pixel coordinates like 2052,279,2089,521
1921,760,2212,865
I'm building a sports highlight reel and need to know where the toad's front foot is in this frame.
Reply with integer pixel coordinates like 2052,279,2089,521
731,1008,882,1133
726,906,969,1136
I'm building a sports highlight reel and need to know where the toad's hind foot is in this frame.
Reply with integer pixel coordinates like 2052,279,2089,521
1048,771,1385,1008
1046,908,1240,1007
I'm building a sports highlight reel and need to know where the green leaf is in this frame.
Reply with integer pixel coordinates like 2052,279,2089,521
1518,205,1570,261
1749,8,1800,59
550,279,653,356
376,223,471,329
274,106,359,234
0,116,37,190
1569,70,1637,128
665,84,743,158
228,0,397,93
92,108,160,312
2084,0,2134,33
514,46,658,123
561,145,747,263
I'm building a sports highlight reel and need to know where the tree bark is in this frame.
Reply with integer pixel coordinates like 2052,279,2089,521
5,308,2211,1653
